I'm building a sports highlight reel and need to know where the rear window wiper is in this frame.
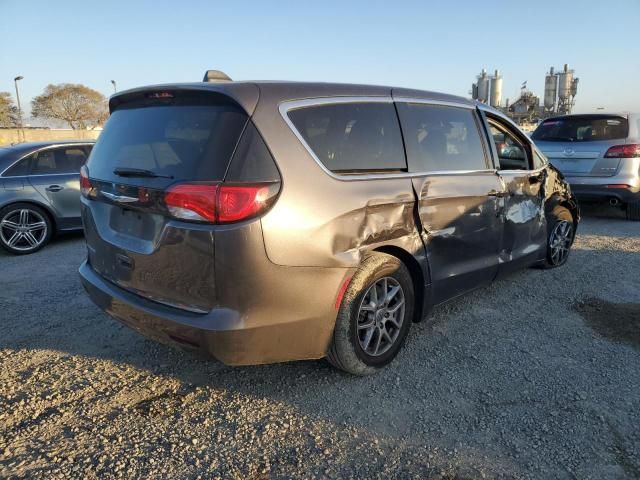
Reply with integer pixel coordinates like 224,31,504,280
113,167,174,179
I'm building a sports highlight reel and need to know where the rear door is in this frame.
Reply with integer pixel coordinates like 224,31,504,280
28,146,88,229
483,114,547,271
82,91,248,312
396,101,504,304
532,115,629,177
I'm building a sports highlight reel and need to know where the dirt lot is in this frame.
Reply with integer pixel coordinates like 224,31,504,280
1,206,639,479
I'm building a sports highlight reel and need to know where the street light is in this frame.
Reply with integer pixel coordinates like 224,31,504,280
110,80,117,93
13,76,24,143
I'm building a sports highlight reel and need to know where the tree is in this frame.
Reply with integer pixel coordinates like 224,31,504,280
31,83,108,129
0,92,19,128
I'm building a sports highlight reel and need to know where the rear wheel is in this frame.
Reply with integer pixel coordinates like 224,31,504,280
327,253,414,375
0,203,52,255
543,206,574,268
626,200,640,221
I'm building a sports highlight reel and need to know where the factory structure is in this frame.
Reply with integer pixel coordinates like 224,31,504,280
471,64,579,126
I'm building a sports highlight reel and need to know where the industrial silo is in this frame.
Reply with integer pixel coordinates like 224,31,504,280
544,66,558,111
490,70,503,107
557,64,575,114
558,64,574,100
476,69,490,103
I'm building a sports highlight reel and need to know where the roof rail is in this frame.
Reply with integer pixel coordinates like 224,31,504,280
203,70,232,83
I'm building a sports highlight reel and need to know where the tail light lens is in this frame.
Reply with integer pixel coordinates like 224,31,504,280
164,182,279,224
80,166,94,198
165,184,218,222
604,144,640,158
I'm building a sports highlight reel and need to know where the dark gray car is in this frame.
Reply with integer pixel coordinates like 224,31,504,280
0,141,93,254
79,77,578,374
532,113,640,220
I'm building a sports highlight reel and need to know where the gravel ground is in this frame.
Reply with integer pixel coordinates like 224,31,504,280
1,206,639,479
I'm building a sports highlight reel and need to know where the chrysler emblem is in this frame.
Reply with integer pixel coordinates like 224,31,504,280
563,148,575,156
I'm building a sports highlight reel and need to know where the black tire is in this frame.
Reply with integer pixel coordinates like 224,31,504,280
543,205,575,269
626,200,640,221
327,253,414,375
0,203,53,255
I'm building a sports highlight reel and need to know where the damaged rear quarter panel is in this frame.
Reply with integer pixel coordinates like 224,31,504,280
253,92,424,269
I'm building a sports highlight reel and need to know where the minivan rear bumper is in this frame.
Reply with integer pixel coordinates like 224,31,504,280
80,260,347,366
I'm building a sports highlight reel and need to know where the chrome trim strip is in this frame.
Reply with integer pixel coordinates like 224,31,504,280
279,97,496,182
0,142,94,177
101,191,138,203
393,97,475,110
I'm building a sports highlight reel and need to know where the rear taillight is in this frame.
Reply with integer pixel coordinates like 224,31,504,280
80,166,94,198
164,183,279,224
164,184,218,222
604,144,640,158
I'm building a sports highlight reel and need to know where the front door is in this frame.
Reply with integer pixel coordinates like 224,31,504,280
28,146,88,229
484,116,547,273
395,101,505,304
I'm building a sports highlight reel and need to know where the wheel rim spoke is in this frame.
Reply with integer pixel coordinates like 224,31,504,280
387,299,405,314
23,231,39,247
0,220,19,231
7,231,21,246
27,221,46,230
19,209,29,226
385,285,400,305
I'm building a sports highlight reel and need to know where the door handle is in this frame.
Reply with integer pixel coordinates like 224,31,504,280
46,185,64,192
487,190,508,198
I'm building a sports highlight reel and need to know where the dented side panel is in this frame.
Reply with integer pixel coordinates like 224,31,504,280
411,172,503,304
497,170,547,272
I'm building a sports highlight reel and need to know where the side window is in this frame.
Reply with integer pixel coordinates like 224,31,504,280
396,103,488,172
2,157,31,177
32,148,87,175
533,149,547,169
287,102,406,173
488,122,530,170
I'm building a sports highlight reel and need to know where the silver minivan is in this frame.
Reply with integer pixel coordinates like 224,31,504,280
532,113,640,220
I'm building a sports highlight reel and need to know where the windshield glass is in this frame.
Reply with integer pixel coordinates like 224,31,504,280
532,115,628,142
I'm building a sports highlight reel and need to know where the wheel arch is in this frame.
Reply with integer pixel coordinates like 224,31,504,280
371,245,427,323
546,194,579,228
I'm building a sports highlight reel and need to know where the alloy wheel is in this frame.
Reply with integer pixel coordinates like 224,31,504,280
356,276,406,357
549,220,573,265
0,208,48,252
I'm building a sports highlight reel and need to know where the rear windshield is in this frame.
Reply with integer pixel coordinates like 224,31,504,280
532,115,628,142
87,103,247,184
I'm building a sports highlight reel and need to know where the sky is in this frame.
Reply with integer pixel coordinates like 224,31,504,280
1,0,639,123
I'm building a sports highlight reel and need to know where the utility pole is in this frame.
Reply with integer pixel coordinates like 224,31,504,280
14,76,24,143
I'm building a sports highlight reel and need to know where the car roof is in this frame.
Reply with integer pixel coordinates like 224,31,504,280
541,113,636,121
0,140,95,171
110,80,475,114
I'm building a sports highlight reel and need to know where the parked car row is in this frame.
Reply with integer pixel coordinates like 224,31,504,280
1,73,636,374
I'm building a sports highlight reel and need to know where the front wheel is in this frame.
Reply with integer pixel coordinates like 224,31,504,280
327,253,414,375
543,206,575,268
